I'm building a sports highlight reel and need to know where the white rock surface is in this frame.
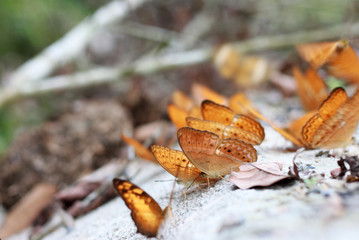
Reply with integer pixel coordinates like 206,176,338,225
9,88,359,240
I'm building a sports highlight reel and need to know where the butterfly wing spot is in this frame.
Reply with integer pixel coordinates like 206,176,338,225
113,179,164,237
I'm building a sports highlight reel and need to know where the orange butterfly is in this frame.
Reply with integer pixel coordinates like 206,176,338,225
167,90,202,129
195,100,265,145
213,44,270,87
296,40,359,84
168,84,228,129
171,90,195,112
228,92,259,118
292,66,329,111
122,134,157,163
151,145,215,186
191,83,228,106
260,87,359,149
177,127,257,177
113,179,169,237
185,117,261,145
167,104,191,129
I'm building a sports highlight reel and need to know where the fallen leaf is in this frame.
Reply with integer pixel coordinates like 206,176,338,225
30,161,126,237
0,183,57,238
229,162,291,189
55,161,126,216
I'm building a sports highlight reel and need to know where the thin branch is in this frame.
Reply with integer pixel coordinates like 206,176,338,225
1,21,359,109
114,21,180,44
6,0,149,87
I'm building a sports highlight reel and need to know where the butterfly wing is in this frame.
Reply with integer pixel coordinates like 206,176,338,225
186,117,227,136
122,135,156,162
317,87,348,120
214,44,241,79
191,83,228,106
287,111,316,142
228,92,257,118
113,179,164,237
302,87,353,149
297,40,359,84
296,41,339,69
186,117,263,145
178,127,257,177
151,145,208,185
171,90,194,112
201,100,235,125
310,89,359,149
326,41,359,84
230,114,265,144
293,66,328,111
167,104,188,129
187,106,202,119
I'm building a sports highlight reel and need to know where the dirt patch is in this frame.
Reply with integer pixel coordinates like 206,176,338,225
0,99,132,209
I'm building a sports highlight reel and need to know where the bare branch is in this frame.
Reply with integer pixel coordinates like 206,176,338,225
6,0,150,87
2,21,359,109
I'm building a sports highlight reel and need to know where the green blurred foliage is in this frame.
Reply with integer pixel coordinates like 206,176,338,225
0,0,93,58
0,0,108,157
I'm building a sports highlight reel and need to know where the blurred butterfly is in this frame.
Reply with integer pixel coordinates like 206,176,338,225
191,83,228,106
259,87,359,149
168,84,228,129
292,66,329,111
228,92,259,118
122,134,157,163
213,44,271,88
296,40,359,84
177,127,257,178
113,178,169,237
167,90,202,129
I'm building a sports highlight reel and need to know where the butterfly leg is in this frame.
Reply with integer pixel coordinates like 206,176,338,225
182,188,187,202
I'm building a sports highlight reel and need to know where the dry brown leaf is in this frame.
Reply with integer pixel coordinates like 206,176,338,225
229,162,291,189
0,183,57,238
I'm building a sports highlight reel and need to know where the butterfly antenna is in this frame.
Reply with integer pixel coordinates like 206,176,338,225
186,174,201,190
155,179,177,183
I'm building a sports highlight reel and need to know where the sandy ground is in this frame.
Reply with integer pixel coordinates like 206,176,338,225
8,88,359,240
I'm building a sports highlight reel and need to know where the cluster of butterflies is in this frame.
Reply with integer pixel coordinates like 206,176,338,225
113,40,359,237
